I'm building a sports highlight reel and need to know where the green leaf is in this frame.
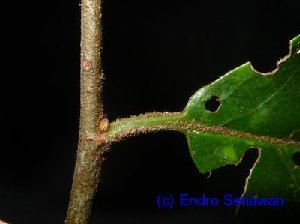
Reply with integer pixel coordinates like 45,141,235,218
106,35,300,203
183,35,300,202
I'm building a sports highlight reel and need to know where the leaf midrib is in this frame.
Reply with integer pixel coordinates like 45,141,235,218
104,112,299,146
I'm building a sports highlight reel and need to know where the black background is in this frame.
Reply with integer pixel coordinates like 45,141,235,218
0,0,299,223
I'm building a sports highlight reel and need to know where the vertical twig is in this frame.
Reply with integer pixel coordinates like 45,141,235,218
66,0,107,223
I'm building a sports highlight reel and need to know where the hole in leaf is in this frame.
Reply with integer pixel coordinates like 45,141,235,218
204,147,259,197
249,39,289,73
241,148,260,171
297,43,300,54
240,148,260,197
205,96,220,112
292,152,300,167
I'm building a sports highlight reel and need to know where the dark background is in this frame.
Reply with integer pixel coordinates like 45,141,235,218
0,0,299,223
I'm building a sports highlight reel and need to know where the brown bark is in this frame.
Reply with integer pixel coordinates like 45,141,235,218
65,0,107,223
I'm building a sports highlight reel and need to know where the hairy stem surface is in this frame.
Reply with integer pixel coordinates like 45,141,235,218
94,112,298,147
65,0,107,223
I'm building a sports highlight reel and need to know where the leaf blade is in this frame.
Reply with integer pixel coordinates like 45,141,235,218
183,35,300,202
